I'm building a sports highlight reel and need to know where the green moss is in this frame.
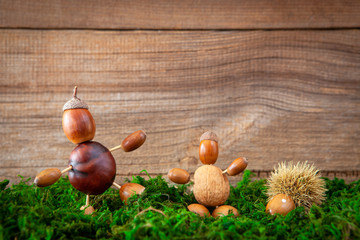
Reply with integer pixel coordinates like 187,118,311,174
1,171,359,239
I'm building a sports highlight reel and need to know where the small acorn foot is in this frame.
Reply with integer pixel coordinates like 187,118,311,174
80,205,95,215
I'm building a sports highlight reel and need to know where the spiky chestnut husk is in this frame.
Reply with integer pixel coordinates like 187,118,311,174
266,161,327,212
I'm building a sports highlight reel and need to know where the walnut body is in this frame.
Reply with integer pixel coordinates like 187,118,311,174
193,165,230,207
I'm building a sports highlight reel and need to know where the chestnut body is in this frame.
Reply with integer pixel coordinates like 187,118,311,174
68,141,116,195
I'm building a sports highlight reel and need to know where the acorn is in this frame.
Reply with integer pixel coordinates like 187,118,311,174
199,131,219,164
267,161,327,213
121,130,147,152
68,141,116,195
34,168,61,187
119,183,145,205
168,168,190,184
212,205,239,218
226,157,248,176
62,86,96,144
266,194,295,216
187,204,210,217
193,165,230,207
84,206,95,215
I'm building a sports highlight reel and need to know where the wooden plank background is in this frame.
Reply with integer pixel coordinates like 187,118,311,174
1,0,360,29
0,1,359,185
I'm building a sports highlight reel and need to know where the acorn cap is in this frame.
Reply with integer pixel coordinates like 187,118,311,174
63,86,89,111
200,131,218,143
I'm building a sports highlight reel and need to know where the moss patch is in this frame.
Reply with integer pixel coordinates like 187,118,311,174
1,170,359,239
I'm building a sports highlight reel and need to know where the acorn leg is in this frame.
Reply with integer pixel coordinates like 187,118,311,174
187,203,210,217
212,205,239,218
80,194,95,215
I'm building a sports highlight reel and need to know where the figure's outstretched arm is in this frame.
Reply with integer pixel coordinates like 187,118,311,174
223,157,248,176
109,130,147,152
168,168,191,184
34,166,73,187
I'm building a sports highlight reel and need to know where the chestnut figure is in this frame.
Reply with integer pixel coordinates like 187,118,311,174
168,131,248,217
34,86,147,215
69,141,116,195
62,86,96,144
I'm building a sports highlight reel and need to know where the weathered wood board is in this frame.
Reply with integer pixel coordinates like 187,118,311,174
1,29,359,184
1,0,360,30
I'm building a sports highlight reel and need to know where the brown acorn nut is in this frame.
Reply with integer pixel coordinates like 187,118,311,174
212,205,239,218
187,204,210,217
68,141,116,195
79,205,96,215
62,86,96,144
199,131,219,165
226,157,248,176
119,183,145,205
121,130,147,152
266,193,295,216
34,168,61,187
168,168,190,184
193,165,230,207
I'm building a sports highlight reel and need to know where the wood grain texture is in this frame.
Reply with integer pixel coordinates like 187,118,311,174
1,0,360,30
0,29,359,185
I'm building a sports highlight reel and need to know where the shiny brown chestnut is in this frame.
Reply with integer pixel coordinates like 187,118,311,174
266,193,296,216
62,86,96,144
199,131,218,165
68,141,116,195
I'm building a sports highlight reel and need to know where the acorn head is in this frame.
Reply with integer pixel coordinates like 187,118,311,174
199,131,219,164
62,86,96,144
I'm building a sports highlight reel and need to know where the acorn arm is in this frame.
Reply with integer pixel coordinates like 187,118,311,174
168,168,191,184
223,157,248,176
34,166,72,187
109,130,147,152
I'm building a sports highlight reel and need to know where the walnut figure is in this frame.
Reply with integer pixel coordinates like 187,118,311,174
168,131,248,217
